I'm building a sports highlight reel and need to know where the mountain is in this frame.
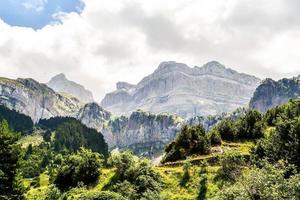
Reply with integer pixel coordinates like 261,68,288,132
101,61,261,118
0,77,83,122
249,76,300,112
47,73,94,103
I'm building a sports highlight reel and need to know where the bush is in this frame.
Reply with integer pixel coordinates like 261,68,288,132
216,161,300,199
80,191,126,200
44,185,61,200
108,151,162,200
218,152,245,181
180,160,191,186
208,129,222,146
215,119,237,141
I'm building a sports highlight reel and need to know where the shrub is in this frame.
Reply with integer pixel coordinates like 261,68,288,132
180,160,191,186
80,191,126,200
208,129,222,146
215,119,237,141
216,161,300,199
218,152,245,181
108,151,162,200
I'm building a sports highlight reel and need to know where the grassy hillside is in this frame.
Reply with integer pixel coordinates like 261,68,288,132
24,140,252,199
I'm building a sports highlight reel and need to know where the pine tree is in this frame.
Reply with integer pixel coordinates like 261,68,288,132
0,120,24,199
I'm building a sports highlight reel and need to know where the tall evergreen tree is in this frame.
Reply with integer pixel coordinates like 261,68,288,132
0,120,24,200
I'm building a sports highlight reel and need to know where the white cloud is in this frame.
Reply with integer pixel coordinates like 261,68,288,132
0,0,300,101
22,0,48,12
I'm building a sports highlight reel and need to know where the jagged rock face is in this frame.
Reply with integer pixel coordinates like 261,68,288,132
78,105,183,149
77,102,111,132
249,77,300,112
101,61,261,118
105,111,182,148
47,73,94,103
0,77,83,123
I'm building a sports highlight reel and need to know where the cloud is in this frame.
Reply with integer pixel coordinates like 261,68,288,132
0,0,300,101
22,0,48,12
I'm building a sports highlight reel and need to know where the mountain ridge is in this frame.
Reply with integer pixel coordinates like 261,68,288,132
101,61,261,118
249,76,300,112
0,77,83,123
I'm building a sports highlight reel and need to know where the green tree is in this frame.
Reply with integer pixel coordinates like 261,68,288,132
208,129,222,146
215,119,237,141
0,120,24,199
54,147,103,191
236,110,264,139
163,124,211,162
43,130,52,142
253,116,300,168
109,151,162,200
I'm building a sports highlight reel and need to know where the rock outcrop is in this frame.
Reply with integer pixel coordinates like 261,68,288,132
77,103,183,150
249,76,300,112
101,61,261,118
0,77,83,123
47,73,94,103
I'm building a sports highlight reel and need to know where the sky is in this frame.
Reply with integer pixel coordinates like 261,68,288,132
0,0,300,101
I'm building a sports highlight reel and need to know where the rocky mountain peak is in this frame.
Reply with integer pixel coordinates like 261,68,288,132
154,61,191,74
51,73,67,81
17,78,53,93
77,102,111,133
250,76,300,112
116,82,136,91
200,61,226,72
47,74,94,103
0,77,82,122
78,102,111,120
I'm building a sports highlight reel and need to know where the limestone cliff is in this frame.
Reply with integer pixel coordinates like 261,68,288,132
101,61,260,118
0,77,83,123
249,76,300,112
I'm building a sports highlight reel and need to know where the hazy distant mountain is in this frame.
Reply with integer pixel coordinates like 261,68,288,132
47,73,94,103
101,61,261,118
0,77,83,122
250,76,300,112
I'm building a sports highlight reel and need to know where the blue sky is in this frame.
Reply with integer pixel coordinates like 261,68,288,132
0,0,84,29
